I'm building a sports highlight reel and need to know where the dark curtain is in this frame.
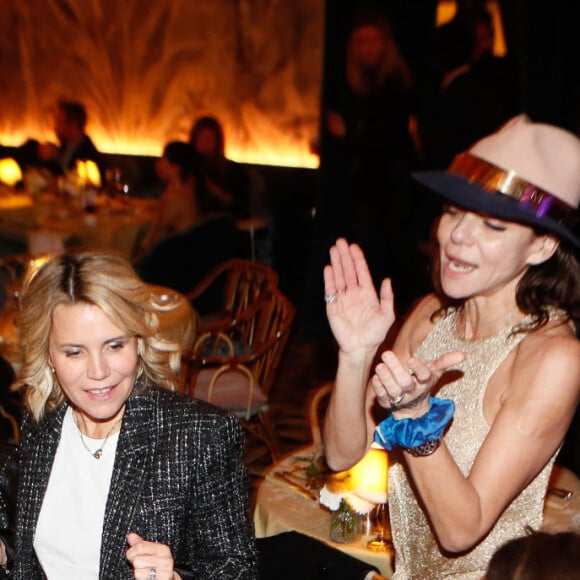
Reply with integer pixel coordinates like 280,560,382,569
499,0,580,132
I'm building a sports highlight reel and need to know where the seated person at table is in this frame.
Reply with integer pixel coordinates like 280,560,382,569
189,116,254,220
14,101,104,183
0,251,257,577
135,141,237,294
137,141,203,253
323,116,580,578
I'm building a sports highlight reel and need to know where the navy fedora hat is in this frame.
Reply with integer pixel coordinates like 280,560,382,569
413,115,580,248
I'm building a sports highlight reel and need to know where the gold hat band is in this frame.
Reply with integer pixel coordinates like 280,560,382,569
449,153,578,228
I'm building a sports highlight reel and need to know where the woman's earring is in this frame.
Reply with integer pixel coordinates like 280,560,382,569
49,362,55,374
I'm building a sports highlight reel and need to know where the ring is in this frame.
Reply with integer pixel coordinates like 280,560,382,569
324,292,339,304
388,393,405,407
408,368,416,376
148,568,157,580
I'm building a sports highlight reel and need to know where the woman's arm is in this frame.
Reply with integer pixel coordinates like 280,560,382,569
322,239,396,471
381,329,580,552
0,437,20,573
189,413,258,578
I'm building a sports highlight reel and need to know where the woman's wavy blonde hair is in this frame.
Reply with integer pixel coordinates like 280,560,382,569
15,251,182,421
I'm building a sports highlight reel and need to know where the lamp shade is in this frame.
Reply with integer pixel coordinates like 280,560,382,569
349,444,388,504
0,158,23,187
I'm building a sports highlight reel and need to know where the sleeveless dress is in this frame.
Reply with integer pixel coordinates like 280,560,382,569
389,308,557,579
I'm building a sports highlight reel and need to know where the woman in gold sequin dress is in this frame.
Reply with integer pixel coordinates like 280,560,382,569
322,115,580,579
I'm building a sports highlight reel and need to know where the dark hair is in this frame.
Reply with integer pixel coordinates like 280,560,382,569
486,531,580,579
189,116,225,157
58,101,87,129
516,240,580,336
430,220,580,336
162,141,199,182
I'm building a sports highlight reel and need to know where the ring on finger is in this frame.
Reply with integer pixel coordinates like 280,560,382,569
148,568,157,580
388,393,405,407
324,289,341,304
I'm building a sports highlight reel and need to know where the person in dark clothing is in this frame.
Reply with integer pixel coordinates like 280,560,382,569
307,10,426,332
418,8,518,171
13,101,105,184
189,116,253,220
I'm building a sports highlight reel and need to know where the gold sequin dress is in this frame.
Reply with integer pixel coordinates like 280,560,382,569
389,309,557,579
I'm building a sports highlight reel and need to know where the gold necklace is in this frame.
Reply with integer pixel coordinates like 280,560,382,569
74,411,123,460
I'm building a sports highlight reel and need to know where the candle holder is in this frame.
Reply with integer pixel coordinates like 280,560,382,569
366,502,392,552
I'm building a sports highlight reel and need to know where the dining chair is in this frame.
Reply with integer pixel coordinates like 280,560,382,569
308,381,333,448
185,258,278,335
183,287,295,464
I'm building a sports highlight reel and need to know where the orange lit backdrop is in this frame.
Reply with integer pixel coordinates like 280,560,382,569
0,1,323,168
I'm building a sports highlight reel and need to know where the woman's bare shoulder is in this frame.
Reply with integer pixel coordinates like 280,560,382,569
512,321,580,396
518,319,580,361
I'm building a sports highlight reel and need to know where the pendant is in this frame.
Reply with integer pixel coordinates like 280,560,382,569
93,449,103,459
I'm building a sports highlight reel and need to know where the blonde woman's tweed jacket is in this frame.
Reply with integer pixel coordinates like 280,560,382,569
1,386,258,579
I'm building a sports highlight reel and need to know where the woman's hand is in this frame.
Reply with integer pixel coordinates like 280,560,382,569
126,533,180,580
372,350,466,418
324,238,395,358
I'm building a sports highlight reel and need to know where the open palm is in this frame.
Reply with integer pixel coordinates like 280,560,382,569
324,239,395,355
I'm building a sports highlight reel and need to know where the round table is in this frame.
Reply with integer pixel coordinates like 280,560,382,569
253,446,394,577
253,447,580,579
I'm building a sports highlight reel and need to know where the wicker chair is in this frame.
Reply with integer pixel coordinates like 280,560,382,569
183,287,295,463
307,381,333,448
185,258,278,335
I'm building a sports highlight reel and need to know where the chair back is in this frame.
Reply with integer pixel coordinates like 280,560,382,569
184,287,294,464
187,288,295,399
186,258,278,333
308,382,333,448
234,287,295,397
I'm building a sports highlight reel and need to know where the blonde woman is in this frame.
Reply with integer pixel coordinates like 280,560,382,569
0,251,257,579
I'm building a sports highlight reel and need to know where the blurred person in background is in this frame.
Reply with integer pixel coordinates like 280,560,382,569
309,10,426,335
14,101,105,184
189,116,255,220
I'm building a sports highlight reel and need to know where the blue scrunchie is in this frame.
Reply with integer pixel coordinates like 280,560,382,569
373,397,455,451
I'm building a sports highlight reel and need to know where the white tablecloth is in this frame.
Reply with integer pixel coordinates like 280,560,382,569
253,447,580,579
253,447,394,577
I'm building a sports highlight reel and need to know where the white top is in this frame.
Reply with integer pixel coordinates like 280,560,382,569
34,407,118,580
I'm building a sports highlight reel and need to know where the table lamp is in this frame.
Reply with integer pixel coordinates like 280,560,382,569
349,443,391,551
0,158,23,187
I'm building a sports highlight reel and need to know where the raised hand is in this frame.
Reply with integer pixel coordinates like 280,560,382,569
324,238,395,356
126,532,178,580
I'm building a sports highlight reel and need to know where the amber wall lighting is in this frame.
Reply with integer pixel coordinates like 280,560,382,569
0,158,23,188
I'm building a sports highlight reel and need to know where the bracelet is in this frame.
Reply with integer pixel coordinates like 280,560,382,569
373,397,454,451
406,438,441,456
